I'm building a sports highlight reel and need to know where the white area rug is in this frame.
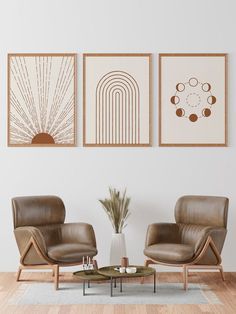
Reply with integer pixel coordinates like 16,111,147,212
9,283,221,305
9,282,221,305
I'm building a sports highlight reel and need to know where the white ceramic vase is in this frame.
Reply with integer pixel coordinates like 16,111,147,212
110,233,127,265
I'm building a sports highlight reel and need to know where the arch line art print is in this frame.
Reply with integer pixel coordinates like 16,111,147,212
95,70,140,145
8,53,77,147
83,53,151,147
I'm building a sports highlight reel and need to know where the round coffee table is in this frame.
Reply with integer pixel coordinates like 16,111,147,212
98,265,156,297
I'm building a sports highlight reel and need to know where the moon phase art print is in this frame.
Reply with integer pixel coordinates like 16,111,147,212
159,54,227,146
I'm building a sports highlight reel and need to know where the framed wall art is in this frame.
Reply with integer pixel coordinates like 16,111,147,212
8,53,77,146
83,53,152,146
159,53,227,146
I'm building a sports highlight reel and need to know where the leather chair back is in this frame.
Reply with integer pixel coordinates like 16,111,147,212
12,195,65,228
175,195,228,228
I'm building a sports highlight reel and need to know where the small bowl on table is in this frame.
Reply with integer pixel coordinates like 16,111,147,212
126,267,137,274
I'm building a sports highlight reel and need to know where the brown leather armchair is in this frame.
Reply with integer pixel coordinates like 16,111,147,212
12,195,97,289
144,195,229,289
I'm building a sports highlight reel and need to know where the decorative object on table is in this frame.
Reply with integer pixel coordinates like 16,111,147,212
82,256,94,274
144,195,229,290
119,267,126,274
114,266,136,274
126,267,137,274
83,53,152,147
159,53,227,146
8,53,77,146
12,195,97,290
121,256,129,267
99,188,131,265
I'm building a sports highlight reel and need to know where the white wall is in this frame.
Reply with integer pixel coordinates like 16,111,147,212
0,0,236,271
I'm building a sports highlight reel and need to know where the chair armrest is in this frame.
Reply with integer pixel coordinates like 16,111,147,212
194,227,227,255
178,224,227,255
208,228,227,254
61,223,97,248
145,223,180,247
14,226,47,256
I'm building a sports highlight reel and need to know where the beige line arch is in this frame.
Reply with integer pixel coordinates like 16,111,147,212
107,83,129,144
96,71,140,144
110,87,125,144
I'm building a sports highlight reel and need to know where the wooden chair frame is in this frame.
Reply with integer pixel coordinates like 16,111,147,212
144,236,225,290
17,236,98,290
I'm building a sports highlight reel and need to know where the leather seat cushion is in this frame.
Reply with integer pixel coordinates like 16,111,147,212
47,243,97,263
144,243,194,263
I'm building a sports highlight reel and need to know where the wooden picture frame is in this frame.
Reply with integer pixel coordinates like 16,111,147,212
159,53,227,147
8,53,77,147
83,53,152,147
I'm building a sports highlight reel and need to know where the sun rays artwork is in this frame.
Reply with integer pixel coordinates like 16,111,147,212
8,53,76,146
83,54,151,147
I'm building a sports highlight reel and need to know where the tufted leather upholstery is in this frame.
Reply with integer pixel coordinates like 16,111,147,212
144,195,228,265
175,195,228,228
12,196,66,228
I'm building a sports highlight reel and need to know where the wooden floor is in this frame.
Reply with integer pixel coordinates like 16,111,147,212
0,271,235,314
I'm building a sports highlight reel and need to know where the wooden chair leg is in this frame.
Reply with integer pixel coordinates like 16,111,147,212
219,265,225,281
183,265,188,291
54,265,59,290
16,266,22,281
145,259,152,267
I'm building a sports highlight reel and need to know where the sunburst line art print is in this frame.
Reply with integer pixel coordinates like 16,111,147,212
8,53,76,146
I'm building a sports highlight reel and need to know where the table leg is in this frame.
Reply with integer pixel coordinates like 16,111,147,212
120,277,122,292
114,278,117,288
88,280,90,288
110,277,113,297
154,272,156,293
83,280,85,296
